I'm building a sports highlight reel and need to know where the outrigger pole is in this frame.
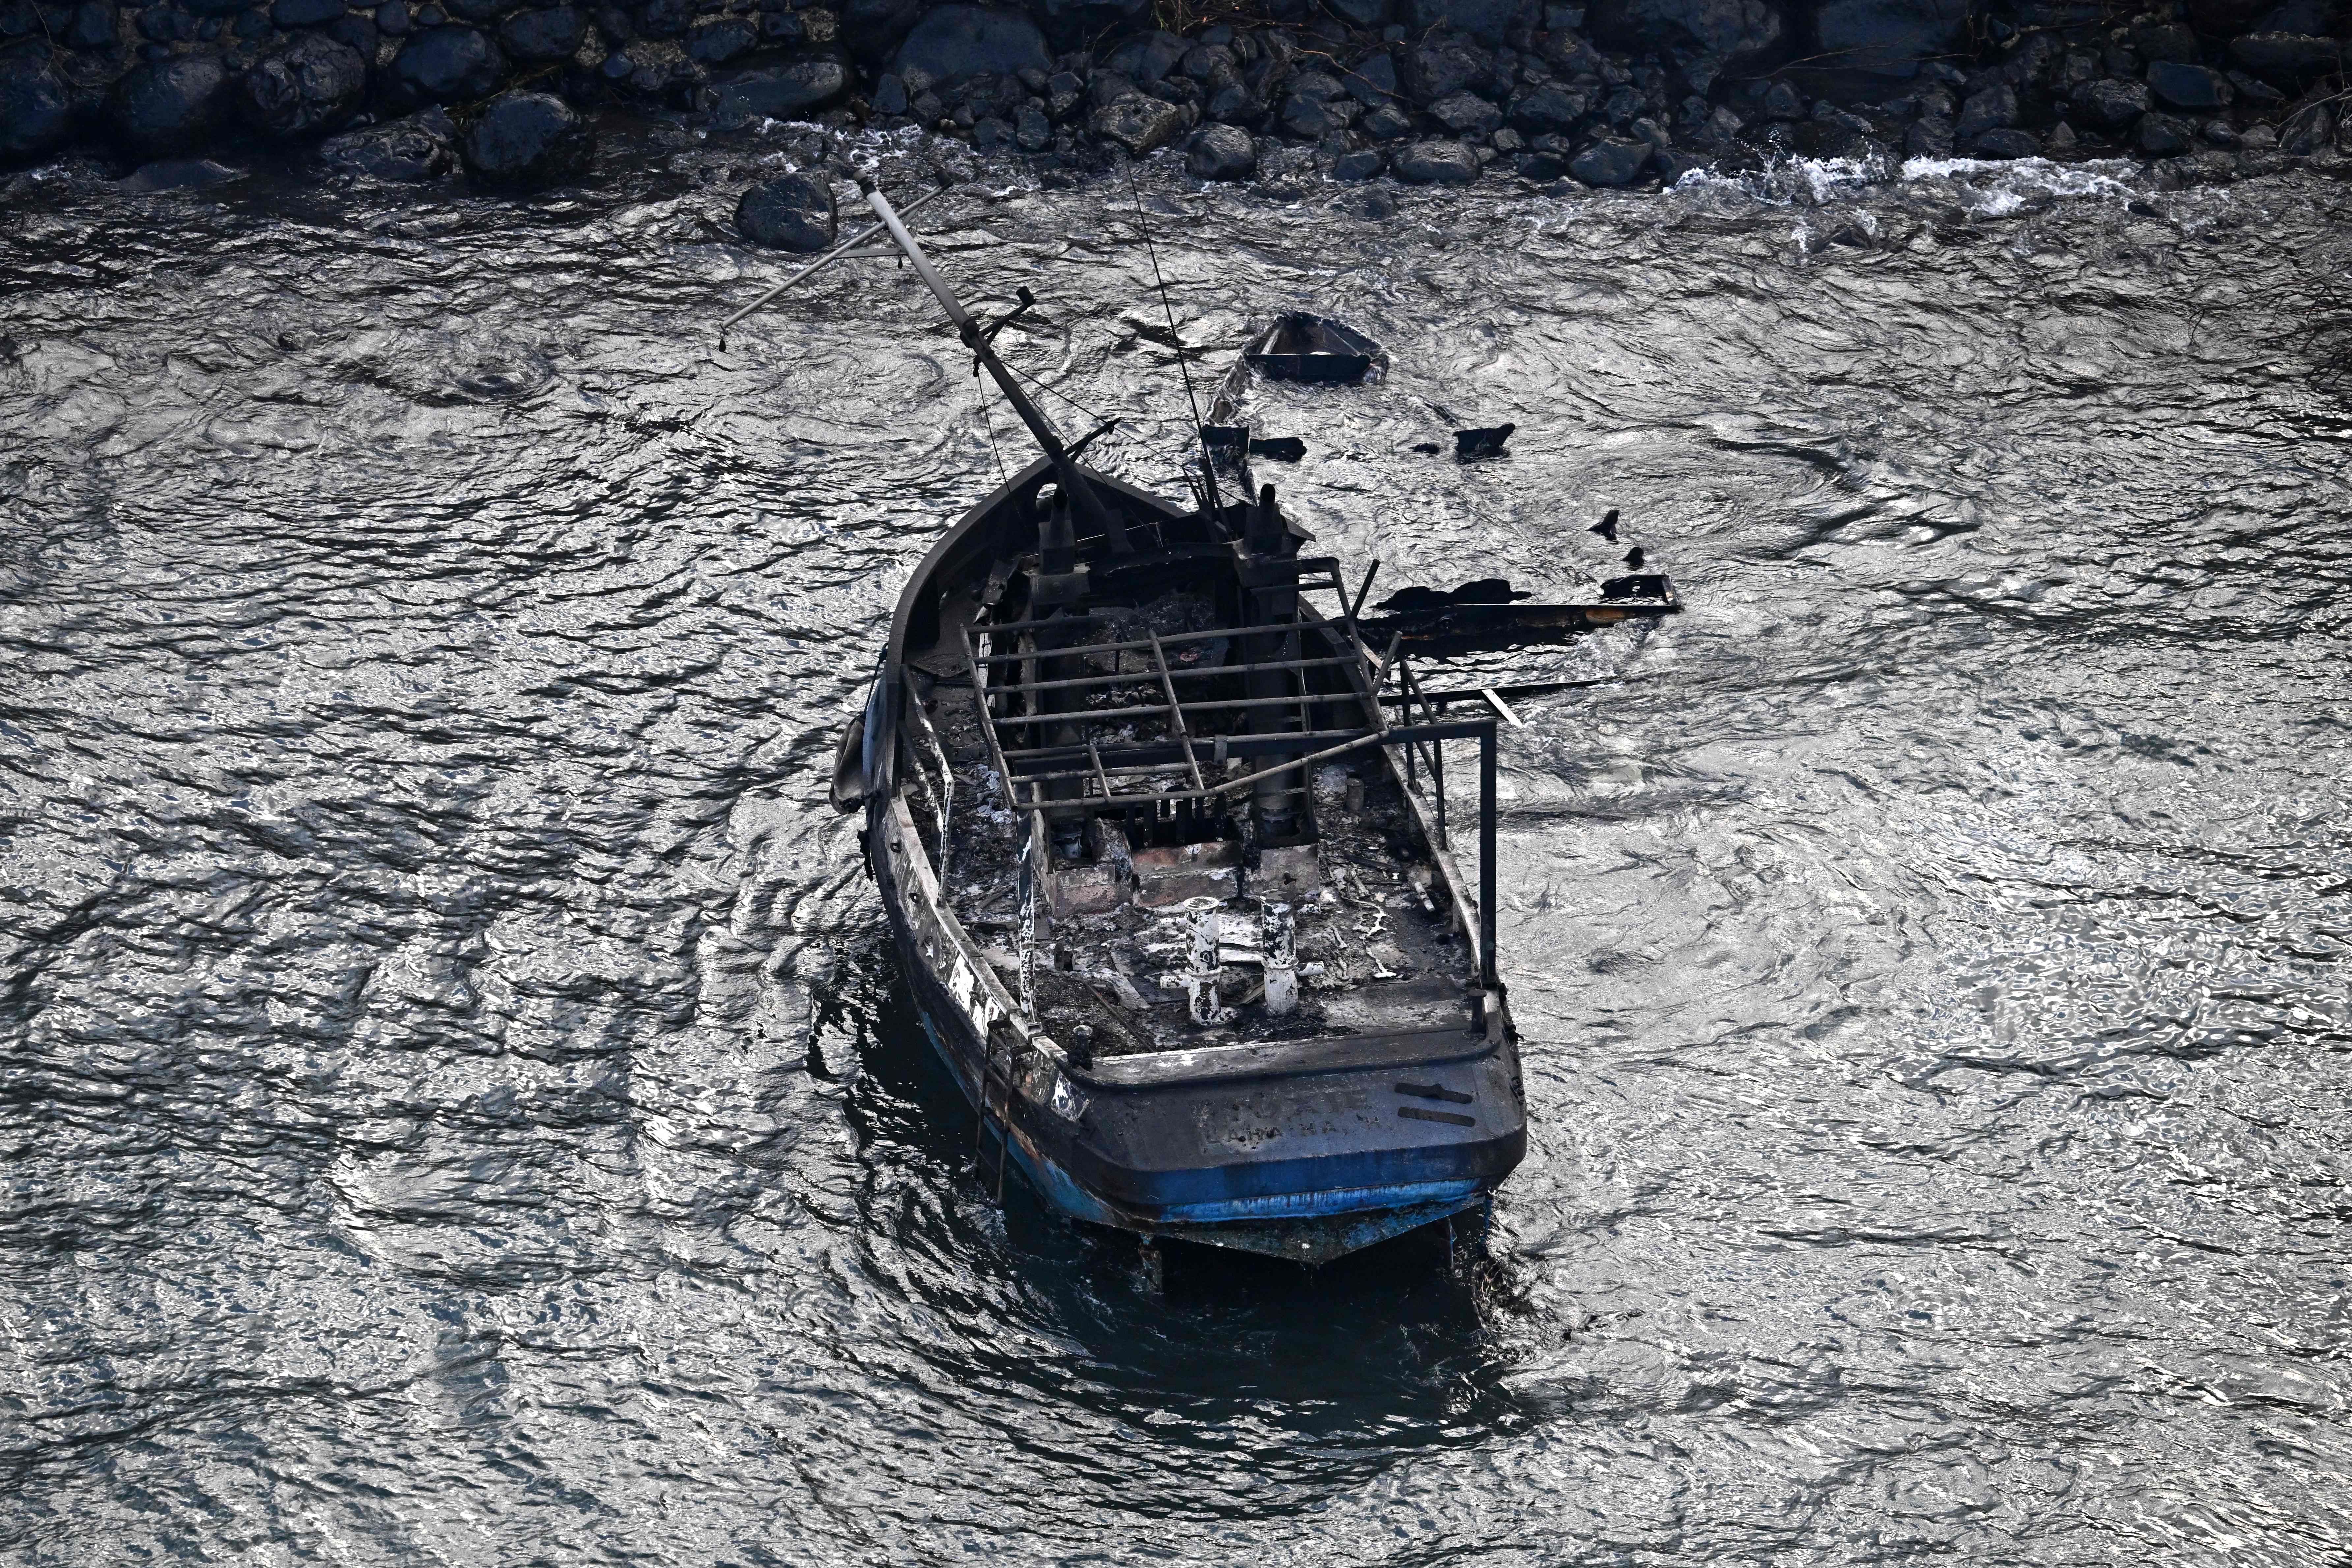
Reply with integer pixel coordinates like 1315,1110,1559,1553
715,177,1133,553
858,179,1135,555
716,184,949,344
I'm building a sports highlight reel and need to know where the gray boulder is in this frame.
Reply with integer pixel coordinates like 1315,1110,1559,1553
1507,82,1593,133
684,15,756,65
390,24,506,102
1342,52,1397,102
2280,100,2333,153
617,39,702,99
1902,113,1952,156
1360,100,1413,138
1699,102,1745,144
635,0,692,35
1089,89,1184,153
1182,41,1236,83
319,109,456,177
1953,81,2013,140
1332,145,1385,178
2129,19,2197,62
1204,81,1254,122
735,169,836,248
710,59,850,123
1589,0,1781,94
273,0,345,24
1405,34,1493,102
461,88,588,184
1280,81,1352,138
2225,67,2284,103
242,32,368,137
1184,121,1255,179
62,0,112,45
1428,87,1502,134
1969,126,2039,157
841,0,921,60
2147,60,2229,109
1569,133,1649,184
892,6,1048,88
2136,110,2193,153
1407,0,1529,43
0,51,71,163
2226,32,2340,86
1104,29,1185,84
324,12,382,58
2071,76,2150,126
1809,0,1967,78
498,5,584,61
1027,0,1149,22
108,53,232,155
1185,120,1260,179
1393,137,1479,182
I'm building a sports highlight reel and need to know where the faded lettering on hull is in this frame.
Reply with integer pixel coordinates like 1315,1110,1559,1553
1196,1087,1376,1153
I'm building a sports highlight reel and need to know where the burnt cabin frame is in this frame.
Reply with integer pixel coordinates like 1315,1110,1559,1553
899,464,1505,995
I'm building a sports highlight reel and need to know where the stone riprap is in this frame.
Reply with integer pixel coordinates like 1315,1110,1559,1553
3,0,2349,190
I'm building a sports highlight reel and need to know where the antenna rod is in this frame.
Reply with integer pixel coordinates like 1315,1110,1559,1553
1123,162,1219,520
860,178,1132,554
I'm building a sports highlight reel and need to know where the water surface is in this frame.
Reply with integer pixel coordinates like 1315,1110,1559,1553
2,129,2347,1565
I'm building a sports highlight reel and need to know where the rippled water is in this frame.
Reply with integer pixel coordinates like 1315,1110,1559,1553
4,127,2349,1564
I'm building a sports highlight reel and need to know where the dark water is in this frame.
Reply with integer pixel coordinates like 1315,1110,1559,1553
4,127,2349,1564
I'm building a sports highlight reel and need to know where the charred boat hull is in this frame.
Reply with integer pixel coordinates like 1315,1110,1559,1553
843,458,1528,1266
875,830,1522,1262
783,182,1670,1270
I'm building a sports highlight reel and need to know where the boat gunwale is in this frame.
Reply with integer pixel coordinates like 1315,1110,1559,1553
1075,1023,1497,1090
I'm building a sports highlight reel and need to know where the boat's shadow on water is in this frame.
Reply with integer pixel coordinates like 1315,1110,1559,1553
817,935,1535,1436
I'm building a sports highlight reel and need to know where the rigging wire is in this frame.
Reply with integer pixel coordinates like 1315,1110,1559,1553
1124,161,1207,439
1123,160,1220,515
997,355,1111,430
971,355,1011,492
998,354,1195,478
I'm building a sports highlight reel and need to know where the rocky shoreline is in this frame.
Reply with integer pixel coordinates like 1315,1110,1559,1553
3,0,2350,195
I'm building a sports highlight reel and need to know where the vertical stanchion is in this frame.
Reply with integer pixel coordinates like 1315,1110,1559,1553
1479,721,1498,992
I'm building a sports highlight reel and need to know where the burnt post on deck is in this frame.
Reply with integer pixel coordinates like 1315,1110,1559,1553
1479,722,1498,993
1242,483,1309,847
1032,485,1090,858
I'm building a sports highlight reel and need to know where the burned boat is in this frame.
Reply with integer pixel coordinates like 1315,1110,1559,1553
791,182,1677,1267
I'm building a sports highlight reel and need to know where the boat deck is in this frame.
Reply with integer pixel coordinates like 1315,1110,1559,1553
923,688,1475,1056
902,575,1480,1059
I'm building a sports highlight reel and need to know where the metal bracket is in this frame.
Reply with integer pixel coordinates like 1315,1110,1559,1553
979,286,1038,348
1066,417,1120,460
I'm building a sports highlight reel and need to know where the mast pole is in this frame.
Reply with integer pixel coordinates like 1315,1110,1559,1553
861,180,1132,553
